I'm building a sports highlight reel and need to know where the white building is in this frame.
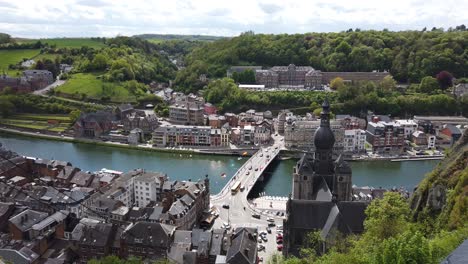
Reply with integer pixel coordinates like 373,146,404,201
395,119,418,139
133,172,165,207
344,129,367,153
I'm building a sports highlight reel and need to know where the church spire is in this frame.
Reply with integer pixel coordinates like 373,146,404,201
320,98,331,128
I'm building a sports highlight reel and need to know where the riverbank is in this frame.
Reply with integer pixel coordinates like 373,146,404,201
0,127,445,163
0,127,258,157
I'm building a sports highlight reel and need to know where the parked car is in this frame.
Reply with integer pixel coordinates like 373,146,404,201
257,244,265,251
267,217,274,222
252,214,261,219
277,244,283,251
222,204,229,209
222,222,231,229
268,222,276,227
276,234,283,239
262,236,268,242
277,238,283,244
266,227,272,233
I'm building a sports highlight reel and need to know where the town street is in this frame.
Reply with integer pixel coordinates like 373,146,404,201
211,134,286,259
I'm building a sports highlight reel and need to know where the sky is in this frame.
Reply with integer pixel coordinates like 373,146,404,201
0,0,466,38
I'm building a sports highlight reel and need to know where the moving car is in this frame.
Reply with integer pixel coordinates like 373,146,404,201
222,204,230,209
252,214,261,219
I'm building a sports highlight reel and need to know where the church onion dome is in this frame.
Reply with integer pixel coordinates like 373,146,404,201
314,126,335,149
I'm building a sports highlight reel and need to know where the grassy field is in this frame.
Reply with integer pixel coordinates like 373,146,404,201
0,113,72,132
0,49,41,75
55,73,136,102
24,38,106,49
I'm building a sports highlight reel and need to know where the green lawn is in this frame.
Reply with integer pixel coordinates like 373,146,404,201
11,114,71,122
0,113,72,132
0,49,41,75
55,73,136,102
24,38,106,49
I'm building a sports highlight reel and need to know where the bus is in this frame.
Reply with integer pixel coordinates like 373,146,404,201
231,181,241,194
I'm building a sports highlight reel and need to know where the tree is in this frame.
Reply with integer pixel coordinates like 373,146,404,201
335,41,352,55
379,75,397,92
0,97,15,117
69,110,81,123
374,230,431,264
330,77,345,90
436,71,453,90
418,76,439,94
91,54,108,71
364,192,410,241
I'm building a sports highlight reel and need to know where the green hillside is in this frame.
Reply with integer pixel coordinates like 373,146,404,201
175,29,468,88
134,34,225,42
23,38,107,48
0,49,40,75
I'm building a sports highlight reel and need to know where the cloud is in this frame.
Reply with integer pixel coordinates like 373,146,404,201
0,0,466,38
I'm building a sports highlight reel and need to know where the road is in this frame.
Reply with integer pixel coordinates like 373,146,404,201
33,80,66,96
210,135,286,260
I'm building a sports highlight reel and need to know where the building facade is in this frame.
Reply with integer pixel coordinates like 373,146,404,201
366,121,405,154
284,119,344,152
343,129,366,153
169,103,204,125
254,64,389,89
153,125,215,147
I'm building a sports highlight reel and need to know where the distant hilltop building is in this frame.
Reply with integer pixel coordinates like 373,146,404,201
228,64,389,89
0,70,54,93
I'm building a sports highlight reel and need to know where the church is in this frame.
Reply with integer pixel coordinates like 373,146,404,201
283,99,368,257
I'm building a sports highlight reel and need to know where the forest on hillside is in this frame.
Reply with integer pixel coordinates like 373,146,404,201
175,28,468,92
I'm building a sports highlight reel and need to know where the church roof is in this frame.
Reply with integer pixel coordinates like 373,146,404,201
287,200,368,239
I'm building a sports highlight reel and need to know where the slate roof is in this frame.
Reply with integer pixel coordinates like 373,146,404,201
80,222,113,247
226,227,257,264
148,206,164,221
173,230,192,245
210,229,225,256
0,202,14,218
32,211,69,231
70,171,94,187
9,209,48,232
0,247,39,264
57,166,79,181
123,222,176,247
287,200,368,239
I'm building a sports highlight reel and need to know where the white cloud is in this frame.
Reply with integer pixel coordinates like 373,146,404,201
0,0,466,38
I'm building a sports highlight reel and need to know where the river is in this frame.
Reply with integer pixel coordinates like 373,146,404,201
0,133,440,195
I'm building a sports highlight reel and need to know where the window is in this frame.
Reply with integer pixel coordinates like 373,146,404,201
146,187,149,191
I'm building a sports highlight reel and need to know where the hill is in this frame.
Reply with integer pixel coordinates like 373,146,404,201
174,29,468,90
134,34,226,42
24,38,107,48
411,129,468,230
